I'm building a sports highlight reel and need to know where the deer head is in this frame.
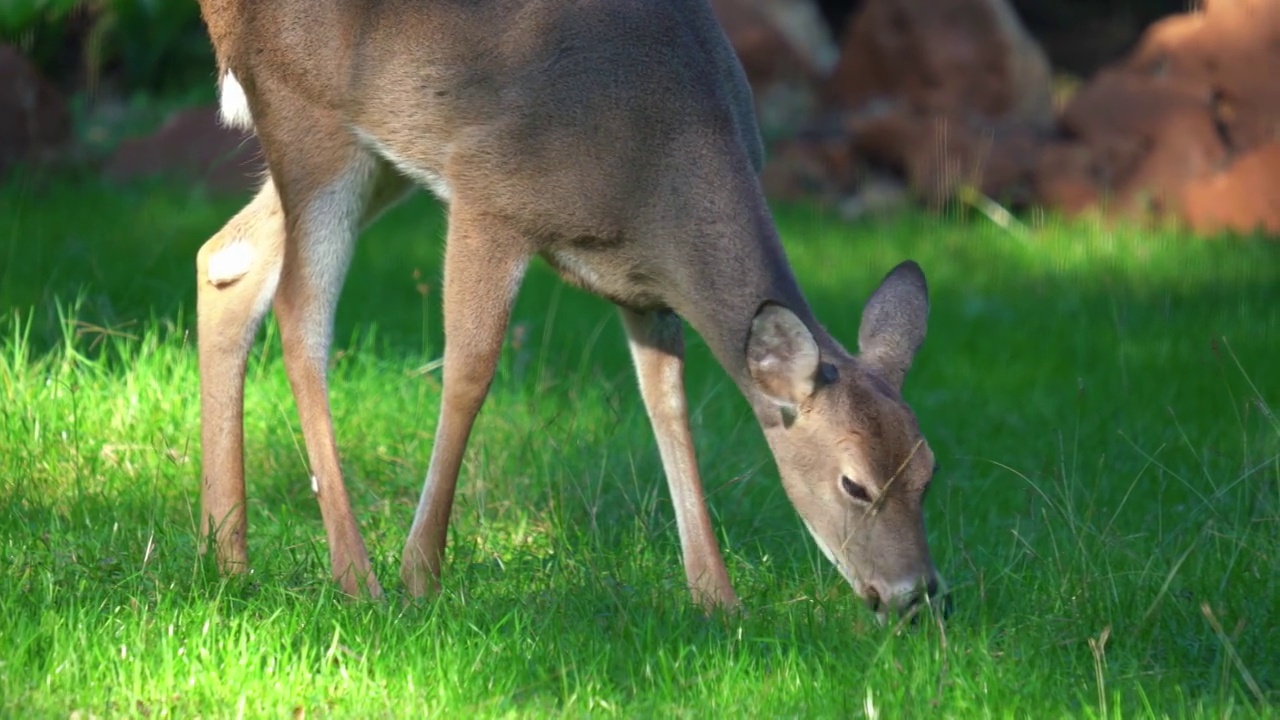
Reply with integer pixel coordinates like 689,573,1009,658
747,261,943,618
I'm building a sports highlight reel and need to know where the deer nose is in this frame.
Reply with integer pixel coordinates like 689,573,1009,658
866,575,951,618
905,575,954,621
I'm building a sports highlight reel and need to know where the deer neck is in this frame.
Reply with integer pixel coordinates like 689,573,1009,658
675,207,846,424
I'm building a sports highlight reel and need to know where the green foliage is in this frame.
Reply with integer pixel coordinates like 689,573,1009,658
1,177,1278,716
0,0,84,70
0,0,83,34
0,0,210,94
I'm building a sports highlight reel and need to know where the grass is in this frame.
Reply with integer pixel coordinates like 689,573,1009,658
1,176,1277,718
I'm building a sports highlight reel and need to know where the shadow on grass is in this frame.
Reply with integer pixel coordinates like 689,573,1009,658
3,176,1277,709
4,175,1277,550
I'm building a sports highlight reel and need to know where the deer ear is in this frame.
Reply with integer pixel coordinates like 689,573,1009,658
747,303,821,407
858,260,929,390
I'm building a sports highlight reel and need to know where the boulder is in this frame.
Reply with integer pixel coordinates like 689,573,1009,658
1034,141,1106,215
843,100,1045,204
760,121,861,204
824,0,1053,128
1127,0,1280,153
1056,70,1228,214
761,0,1054,211
1043,0,1280,234
0,44,72,177
762,0,1280,236
104,104,262,194
711,0,839,141
1181,141,1280,235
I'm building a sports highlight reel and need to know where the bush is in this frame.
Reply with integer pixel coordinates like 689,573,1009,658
0,0,212,96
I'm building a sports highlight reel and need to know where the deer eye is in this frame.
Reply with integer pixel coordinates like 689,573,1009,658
840,475,872,503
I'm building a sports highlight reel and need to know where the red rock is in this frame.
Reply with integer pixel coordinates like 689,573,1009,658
1126,0,1280,152
781,0,1052,206
1181,141,1280,235
712,0,817,91
104,105,262,194
1118,106,1228,216
1037,0,1280,234
1059,70,1210,142
0,43,71,177
977,123,1044,203
844,100,917,171
1034,142,1105,215
824,0,1053,128
1057,69,1228,214
760,121,861,203
755,0,1280,237
843,101,1045,205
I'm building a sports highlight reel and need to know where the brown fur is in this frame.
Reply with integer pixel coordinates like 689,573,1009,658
194,0,943,615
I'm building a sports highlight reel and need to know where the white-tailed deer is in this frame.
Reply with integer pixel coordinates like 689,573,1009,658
194,0,944,618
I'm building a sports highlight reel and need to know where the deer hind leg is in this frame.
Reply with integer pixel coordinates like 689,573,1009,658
267,148,416,600
620,308,739,611
198,110,412,598
197,179,287,577
401,202,530,598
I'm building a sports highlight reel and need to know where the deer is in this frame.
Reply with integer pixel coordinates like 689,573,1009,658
193,0,945,620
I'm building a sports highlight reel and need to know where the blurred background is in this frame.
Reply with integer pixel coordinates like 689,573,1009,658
2,0,1276,239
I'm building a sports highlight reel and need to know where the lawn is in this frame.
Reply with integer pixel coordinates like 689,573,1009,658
1,176,1277,717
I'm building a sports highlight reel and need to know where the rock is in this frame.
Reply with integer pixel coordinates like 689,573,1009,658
711,0,838,140
1058,70,1209,142
0,43,72,177
837,97,1046,206
754,0,1280,237
1127,0,1280,155
1119,105,1227,216
842,100,916,172
759,119,861,204
762,0,841,74
104,104,262,194
837,173,909,221
1181,141,1280,235
769,0,1054,206
824,0,1054,128
1057,69,1228,214
975,122,1044,205
757,123,911,220
1039,0,1280,234
1033,141,1105,215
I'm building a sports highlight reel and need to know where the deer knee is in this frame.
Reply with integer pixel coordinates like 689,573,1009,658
197,185,286,291
199,227,283,284
199,239,256,289
195,221,286,347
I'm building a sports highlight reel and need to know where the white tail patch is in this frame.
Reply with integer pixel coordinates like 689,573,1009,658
206,240,255,287
218,71,254,131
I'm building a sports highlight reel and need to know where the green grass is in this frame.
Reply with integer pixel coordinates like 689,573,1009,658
1,176,1277,718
